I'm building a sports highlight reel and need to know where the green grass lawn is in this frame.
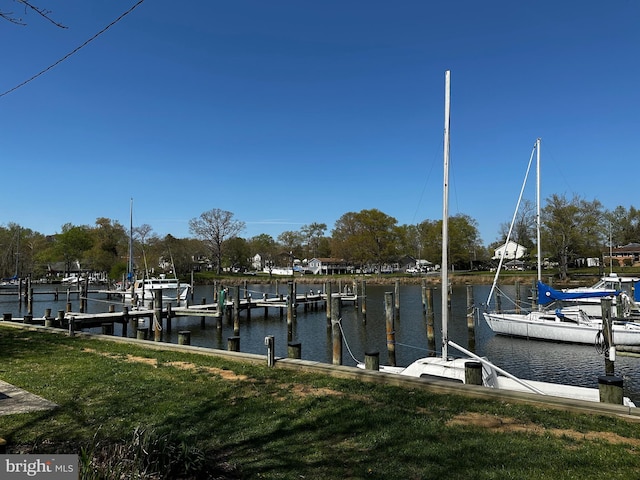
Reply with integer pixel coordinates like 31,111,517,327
1,325,640,479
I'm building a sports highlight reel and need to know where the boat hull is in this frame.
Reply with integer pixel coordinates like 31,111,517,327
483,311,640,346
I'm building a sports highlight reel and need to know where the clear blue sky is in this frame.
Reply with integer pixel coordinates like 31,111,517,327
1,1,638,247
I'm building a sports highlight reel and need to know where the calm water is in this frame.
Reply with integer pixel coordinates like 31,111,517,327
2,282,639,403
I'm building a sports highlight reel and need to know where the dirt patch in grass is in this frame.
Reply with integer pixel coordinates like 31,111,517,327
448,412,640,446
81,348,250,381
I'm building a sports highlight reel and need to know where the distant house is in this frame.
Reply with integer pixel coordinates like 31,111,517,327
307,258,353,275
492,241,527,260
605,243,640,266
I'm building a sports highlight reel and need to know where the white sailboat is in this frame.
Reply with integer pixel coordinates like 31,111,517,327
482,140,640,346
121,198,191,306
357,71,635,407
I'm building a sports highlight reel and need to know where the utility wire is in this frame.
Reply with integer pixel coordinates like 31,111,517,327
0,0,145,98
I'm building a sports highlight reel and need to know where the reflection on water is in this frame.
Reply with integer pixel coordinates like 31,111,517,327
2,282,639,402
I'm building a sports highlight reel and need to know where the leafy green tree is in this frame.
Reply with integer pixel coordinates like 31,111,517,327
85,218,128,275
416,215,481,270
223,236,251,271
331,209,399,270
53,223,94,275
541,194,605,280
277,231,304,260
248,234,277,274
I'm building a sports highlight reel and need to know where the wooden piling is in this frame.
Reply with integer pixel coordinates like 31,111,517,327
394,280,400,320
234,285,241,333
153,290,162,342
361,280,367,320
228,336,240,352
426,287,435,342
385,292,396,367
325,281,332,325
466,284,474,330
364,352,379,371
515,280,521,313
465,361,483,385
287,281,295,327
178,330,191,345
137,328,148,340
101,323,114,335
200,297,206,329
287,342,301,359
598,375,624,405
600,298,615,375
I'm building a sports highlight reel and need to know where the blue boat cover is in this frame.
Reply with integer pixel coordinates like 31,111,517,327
537,281,620,305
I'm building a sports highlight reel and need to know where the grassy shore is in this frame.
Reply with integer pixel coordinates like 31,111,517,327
1,325,640,479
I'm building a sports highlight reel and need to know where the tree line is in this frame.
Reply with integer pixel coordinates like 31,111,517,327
1,195,639,282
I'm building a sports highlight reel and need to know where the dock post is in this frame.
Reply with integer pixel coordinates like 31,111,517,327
178,331,191,345
601,298,615,375
123,306,131,338
228,336,240,352
287,281,295,327
56,310,64,328
166,303,172,333
66,302,72,313
361,280,367,321
465,361,483,385
331,296,342,365
27,278,33,315
233,286,240,335
385,292,396,367
515,281,521,313
364,352,379,371
265,335,275,367
200,297,206,329
2,313,11,321
598,375,624,405
287,342,301,359
394,280,400,320
101,323,114,336
153,289,162,341
466,284,474,330
325,281,332,327
421,280,427,316
137,328,148,340
23,314,33,324
426,287,435,343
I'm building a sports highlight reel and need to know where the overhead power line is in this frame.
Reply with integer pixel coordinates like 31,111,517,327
0,0,145,99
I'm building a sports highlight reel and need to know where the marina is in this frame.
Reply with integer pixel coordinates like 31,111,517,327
1,280,640,405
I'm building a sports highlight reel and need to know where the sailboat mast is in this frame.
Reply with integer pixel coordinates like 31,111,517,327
128,198,134,282
536,138,542,283
441,70,451,360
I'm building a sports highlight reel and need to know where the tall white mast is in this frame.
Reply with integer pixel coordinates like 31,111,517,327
536,138,542,284
442,70,451,360
128,198,134,282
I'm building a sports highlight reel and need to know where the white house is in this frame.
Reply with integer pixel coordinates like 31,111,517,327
492,240,527,260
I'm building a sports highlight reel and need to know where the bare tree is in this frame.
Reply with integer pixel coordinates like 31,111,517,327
188,209,245,274
1,0,67,28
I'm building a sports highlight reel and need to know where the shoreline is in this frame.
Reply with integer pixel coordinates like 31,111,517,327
201,272,602,288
